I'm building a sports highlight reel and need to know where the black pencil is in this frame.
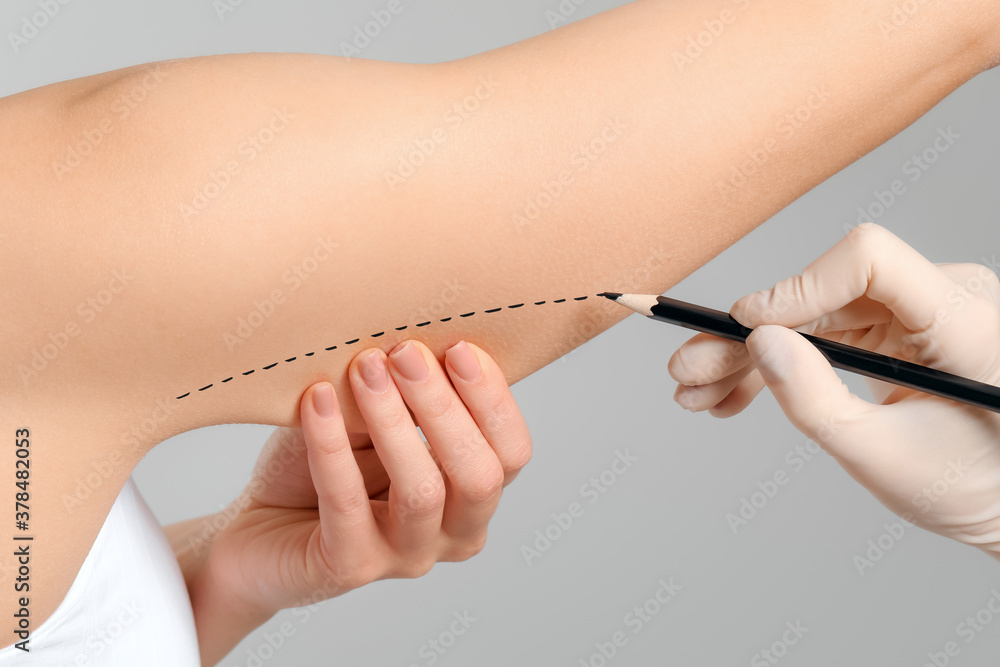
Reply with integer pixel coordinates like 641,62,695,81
602,292,1000,414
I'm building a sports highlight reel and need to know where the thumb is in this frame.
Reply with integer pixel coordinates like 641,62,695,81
747,325,878,457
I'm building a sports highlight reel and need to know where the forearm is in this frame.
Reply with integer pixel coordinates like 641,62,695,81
164,515,215,595
188,555,274,667
165,513,273,665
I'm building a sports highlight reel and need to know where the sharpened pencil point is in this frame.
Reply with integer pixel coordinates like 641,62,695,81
607,293,658,317
602,292,623,301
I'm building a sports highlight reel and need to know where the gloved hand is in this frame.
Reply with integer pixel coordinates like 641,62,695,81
668,224,1000,559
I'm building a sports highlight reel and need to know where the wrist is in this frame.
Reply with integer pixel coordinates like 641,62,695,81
194,541,278,625
190,549,277,666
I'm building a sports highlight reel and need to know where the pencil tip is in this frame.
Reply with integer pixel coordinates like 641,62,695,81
601,292,623,301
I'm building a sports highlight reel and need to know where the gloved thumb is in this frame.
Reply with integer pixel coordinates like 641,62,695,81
746,325,878,455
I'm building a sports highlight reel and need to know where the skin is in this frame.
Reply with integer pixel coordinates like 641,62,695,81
1,0,999,654
167,340,532,665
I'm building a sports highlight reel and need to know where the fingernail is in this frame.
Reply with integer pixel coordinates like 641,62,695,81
445,340,481,383
389,342,428,383
360,351,389,392
312,382,337,418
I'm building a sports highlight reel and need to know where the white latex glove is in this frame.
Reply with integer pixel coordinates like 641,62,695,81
669,224,1000,560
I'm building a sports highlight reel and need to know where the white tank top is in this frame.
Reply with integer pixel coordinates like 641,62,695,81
0,476,200,664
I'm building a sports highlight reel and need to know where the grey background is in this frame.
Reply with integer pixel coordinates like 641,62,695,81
4,1,999,665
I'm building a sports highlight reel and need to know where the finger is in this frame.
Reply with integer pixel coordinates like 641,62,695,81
792,296,892,336
708,370,767,419
350,349,445,553
674,363,755,412
746,325,880,463
937,262,1000,300
732,224,957,333
301,382,379,559
668,333,752,386
444,340,532,486
387,341,505,541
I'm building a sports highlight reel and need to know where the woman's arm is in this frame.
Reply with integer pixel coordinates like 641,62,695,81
10,2,999,436
3,0,998,634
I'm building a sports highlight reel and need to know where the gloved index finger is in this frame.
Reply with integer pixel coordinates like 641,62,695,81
731,224,956,333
